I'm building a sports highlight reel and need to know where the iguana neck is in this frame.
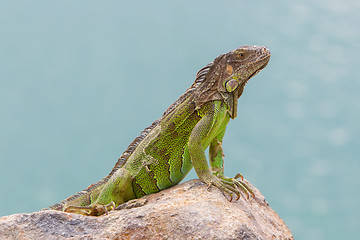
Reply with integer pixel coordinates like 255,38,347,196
190,56,245,119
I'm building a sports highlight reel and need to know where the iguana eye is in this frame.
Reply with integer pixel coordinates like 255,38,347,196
238,52,246,60
225,79,239,92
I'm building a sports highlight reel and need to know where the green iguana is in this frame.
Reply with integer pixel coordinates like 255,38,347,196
47,45,271,216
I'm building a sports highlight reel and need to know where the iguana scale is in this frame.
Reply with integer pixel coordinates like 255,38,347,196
47,45,271,216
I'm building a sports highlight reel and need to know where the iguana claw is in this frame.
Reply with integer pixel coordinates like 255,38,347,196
234,173,244,181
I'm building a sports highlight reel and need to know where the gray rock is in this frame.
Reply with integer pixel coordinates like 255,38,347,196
0,179,293,239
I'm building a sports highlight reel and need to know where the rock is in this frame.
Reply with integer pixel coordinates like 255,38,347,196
0,179,293,240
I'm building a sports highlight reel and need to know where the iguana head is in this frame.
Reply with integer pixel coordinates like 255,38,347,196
220,45,271,96
192,45,271,118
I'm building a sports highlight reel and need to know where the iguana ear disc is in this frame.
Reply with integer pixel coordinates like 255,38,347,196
225,79,239,93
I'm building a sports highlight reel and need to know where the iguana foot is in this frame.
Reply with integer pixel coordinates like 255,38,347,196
219,173,255,200
204,173,255,201
64,201,115,216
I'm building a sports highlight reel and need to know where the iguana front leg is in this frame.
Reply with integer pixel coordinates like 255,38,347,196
188,107,239,200
189,103,253,201
209,129,255,199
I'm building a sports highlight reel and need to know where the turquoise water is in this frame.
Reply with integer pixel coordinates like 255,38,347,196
1,1,359,239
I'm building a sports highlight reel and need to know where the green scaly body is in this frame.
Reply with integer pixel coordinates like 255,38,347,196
48,45,271,216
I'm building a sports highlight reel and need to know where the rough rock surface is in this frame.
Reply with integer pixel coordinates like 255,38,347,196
0,179,293,240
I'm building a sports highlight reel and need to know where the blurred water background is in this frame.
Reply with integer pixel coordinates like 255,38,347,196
1,1,359,239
